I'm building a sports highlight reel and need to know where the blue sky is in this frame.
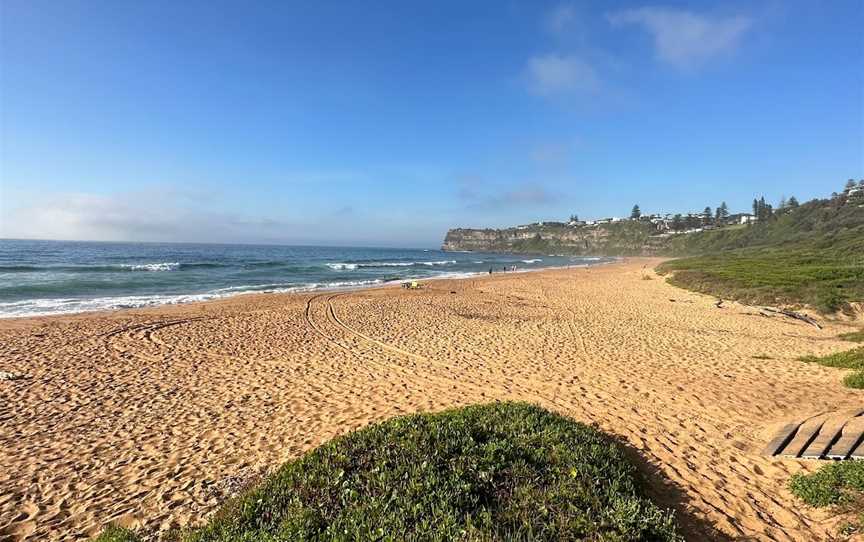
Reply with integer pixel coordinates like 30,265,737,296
1,0,862,247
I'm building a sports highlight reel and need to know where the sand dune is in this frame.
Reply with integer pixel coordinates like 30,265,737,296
1,258,862,541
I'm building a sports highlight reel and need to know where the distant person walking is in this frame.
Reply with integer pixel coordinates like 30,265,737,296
489,267,493,275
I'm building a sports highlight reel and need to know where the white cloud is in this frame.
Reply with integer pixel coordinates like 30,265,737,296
608,7,752,69
526,54,600,95
0,191,294,243
0,188,448,247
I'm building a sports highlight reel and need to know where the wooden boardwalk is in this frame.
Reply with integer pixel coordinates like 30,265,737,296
763,409,864,459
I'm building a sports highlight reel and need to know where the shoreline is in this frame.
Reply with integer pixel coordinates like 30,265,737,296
0,257,621,322
1,258,861,541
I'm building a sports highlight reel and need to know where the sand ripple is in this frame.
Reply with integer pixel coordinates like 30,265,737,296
1,259,861,541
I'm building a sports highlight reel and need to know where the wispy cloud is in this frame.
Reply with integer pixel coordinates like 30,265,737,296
526,54,600,96
0,191,293,243
608,7,752,69
458,180,557,210
529,141,580,165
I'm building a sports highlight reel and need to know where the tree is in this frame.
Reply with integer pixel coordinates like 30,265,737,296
715,201,729,223
672,214,683,231
846,179,857,191
778,196,787,210
702,206,712,225
569,214,579,223
630,204,641,219
752,196,773,224
787,196,799,208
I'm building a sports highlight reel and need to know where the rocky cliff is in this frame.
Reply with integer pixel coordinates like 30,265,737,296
442,222,669,256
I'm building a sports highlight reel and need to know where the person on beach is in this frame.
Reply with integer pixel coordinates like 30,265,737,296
489,267,493,275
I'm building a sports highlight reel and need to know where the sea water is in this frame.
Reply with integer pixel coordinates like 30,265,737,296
0,239,613,318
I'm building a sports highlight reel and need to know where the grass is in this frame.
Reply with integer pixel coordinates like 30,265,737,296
789,461,864,535
839,330,864,343
94,526,140,542
657,233,864,313
843,371,864,389
658,198,864,313
95,402,681,542
798,347,864,389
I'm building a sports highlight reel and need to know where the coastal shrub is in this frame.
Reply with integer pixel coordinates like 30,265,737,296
839,330,864,343
789,461,864,507
798,347,864,389
102,402,681,541
94,526,139,542
789,461,864,535
842,371,864,389
656,203,864,313
799,347,864,371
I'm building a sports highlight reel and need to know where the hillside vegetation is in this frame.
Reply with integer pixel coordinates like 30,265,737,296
658,198,864,312
96,403,680,542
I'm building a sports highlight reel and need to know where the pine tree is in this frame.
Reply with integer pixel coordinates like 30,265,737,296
715,201,729,223
702,206,712,225
788,196,799,208
630,205,641,219
758,196,769,222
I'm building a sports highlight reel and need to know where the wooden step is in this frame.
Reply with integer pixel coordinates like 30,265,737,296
780,414,831,458
802,409,864,459
762,422,801,457
825,415,864,460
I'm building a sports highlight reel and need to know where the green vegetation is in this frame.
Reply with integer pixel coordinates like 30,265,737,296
95,402,680,542
798,347,864,389
789,461,864,535
94,526,139,542
658,197,864,312
789,461,864,507
839,330,864,343
843,371,864,389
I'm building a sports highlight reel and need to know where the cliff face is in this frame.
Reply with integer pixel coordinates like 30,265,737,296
442,222,669,256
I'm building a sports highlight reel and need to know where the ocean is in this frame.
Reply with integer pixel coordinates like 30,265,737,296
0,239,613,318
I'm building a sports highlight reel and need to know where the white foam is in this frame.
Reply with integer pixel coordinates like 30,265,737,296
327,260,455,270
521,258,543,264
419,260,456,266
0,278,389,318
120,262,180,272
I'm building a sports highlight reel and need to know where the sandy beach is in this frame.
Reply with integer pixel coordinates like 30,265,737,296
1,258,862,541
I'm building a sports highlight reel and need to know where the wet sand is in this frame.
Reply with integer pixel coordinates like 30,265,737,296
1,258,862,541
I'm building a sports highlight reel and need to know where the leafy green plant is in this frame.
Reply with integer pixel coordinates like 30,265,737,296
839,330,864,343
96,402,682,541
798,347,864,389
94,526,140,542
789,461,864,508
842,371,864,389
